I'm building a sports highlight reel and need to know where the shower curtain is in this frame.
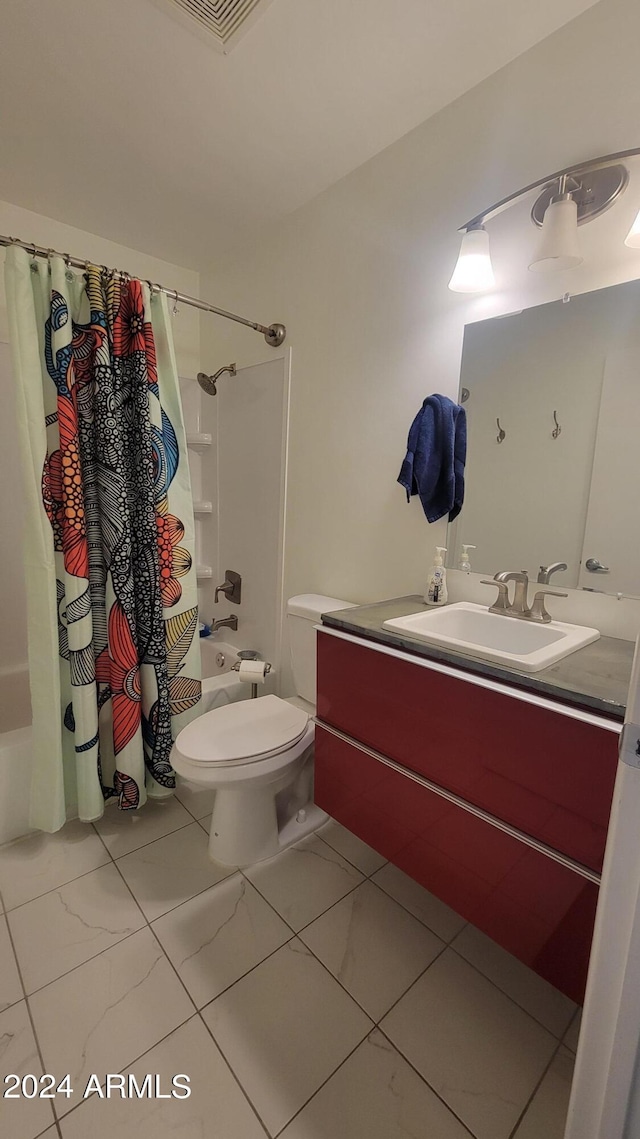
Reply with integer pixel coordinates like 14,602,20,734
5,245,201,832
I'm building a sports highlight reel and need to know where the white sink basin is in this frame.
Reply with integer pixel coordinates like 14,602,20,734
383,602,600,673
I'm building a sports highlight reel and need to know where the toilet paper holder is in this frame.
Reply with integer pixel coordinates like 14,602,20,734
231,660,272,675
231,657,273,699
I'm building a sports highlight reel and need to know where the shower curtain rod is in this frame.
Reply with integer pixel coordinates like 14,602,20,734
0,234,286,347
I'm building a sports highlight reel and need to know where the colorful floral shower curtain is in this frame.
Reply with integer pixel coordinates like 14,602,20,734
5,246,201,832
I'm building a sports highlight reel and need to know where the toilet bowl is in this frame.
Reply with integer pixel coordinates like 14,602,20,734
171,594,354,867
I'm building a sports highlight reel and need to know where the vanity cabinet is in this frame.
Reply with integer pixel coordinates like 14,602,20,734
315,627,621,1004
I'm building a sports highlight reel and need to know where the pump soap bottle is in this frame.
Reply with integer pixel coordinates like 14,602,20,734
458,544,476,572
425,546,448,606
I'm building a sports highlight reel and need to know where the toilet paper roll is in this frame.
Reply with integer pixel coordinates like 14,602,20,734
237,659,269,684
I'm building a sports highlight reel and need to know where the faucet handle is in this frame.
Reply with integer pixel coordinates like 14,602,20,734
214,580,233,604
529,589,568,623
481,580,510,613
214,569,242,605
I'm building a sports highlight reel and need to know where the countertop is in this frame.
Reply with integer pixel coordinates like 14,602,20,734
321,596,633,722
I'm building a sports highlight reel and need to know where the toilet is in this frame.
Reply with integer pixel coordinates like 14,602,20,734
171,594,354,866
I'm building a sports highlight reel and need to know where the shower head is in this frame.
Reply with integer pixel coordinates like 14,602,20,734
197,363,237,396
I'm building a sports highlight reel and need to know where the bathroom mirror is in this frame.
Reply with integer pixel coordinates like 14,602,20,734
449,278,640,598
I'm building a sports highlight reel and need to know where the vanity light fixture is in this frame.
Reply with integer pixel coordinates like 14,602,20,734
448,224,495,292
449,148,640,293
529,177,582,272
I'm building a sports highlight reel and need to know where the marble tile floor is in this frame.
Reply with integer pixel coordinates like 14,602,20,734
0,784,581,1139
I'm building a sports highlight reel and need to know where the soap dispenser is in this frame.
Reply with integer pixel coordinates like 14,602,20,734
458,544,476,572
425,546,448,606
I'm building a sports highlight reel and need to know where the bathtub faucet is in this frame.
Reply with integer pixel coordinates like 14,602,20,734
212,615,238,633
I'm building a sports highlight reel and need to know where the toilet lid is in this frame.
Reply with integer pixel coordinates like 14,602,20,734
175,694,310,765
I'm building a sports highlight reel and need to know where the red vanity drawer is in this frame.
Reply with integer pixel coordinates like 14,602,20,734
317,630,619,872
314,724,598,1004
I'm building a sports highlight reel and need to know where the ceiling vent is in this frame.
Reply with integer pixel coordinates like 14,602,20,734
151,0,276,54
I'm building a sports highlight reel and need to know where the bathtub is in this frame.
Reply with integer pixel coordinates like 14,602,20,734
0,640,246,846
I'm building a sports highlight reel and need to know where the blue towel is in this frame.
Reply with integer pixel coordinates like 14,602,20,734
398,394,467,523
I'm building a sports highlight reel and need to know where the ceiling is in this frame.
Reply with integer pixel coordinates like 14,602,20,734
0,0,598,270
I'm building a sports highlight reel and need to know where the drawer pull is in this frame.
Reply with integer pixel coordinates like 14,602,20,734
314,718,601,886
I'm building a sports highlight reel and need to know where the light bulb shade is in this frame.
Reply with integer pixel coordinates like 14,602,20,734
529,196,582,272
448,227,495,292
624,208,640,248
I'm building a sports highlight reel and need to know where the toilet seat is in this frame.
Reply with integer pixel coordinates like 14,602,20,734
174,694,310,768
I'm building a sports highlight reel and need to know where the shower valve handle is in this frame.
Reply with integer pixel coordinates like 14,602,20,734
214,570,242,605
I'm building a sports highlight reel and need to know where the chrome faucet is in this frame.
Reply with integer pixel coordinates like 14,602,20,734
211,614,238,633
537,562,568,585
481,570,568,623
494,570,530,615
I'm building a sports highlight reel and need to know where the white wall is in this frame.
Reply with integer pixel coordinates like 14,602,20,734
199,0,640,678
0,199,202,687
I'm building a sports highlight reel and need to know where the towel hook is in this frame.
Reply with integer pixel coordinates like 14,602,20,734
552,410,562,439
496,418,506,444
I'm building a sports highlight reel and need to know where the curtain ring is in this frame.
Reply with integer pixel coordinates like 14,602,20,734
172,288,179,315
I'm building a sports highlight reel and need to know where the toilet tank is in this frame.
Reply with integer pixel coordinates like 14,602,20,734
287,594,355,704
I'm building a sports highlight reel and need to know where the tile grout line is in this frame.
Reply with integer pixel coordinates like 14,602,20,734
196,1010,272,1137
8,827,293,1008
90,822,276,1135
0,813,195,915
188,880,463,1135
237,830,375,938
0,911,24,1016
506,1037,566,1139
92,815,195,861
1,896,61,1136
371,937,451,1023
51,1012,203,1127
372,944,571,1139
0,858,113,915
97,834,201,1016
158,830,453,1133
172,788,213,825
562,1006,581,1053
368,868,473,939
269,1031,376,1138
44,823,201,1127
198,926,298,1008
239,867,364,940
446,939,577,1040
313,828,390,878
355,867,576,1041
294,897,448,1026
374,1025,479,1139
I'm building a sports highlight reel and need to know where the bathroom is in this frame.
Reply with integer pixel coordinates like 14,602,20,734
1,0,640,1136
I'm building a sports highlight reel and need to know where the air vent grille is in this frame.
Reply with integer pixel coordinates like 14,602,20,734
153,0,274,52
